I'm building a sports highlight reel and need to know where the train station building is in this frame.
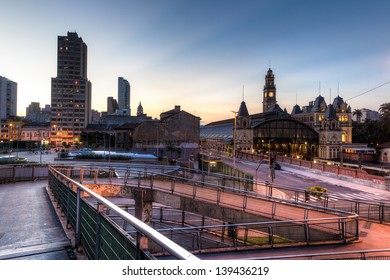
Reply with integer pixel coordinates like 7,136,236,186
200,68,353,161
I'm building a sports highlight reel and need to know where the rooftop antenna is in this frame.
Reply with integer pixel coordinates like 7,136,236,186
337,82,340,96
319,81,321,95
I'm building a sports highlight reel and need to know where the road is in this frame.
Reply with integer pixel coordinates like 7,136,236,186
223,156,390,203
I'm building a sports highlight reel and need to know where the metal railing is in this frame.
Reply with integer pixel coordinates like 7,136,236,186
244,248,390,260
53,165,355,221
50,165,359,252
264,181,390,224
3,163,388,224
107,206,358,254
0,164,48,183
48,166,198,260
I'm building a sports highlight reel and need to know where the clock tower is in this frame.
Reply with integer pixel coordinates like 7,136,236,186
263,68,277,112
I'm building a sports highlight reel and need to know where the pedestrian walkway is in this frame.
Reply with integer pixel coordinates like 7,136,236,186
0,181,72,260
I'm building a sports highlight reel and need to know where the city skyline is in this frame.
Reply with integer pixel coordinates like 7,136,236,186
1,0,389,124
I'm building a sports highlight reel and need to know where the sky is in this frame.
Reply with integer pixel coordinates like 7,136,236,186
1,0,389,124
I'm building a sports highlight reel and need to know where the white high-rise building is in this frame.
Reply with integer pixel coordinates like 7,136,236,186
118,77,130,115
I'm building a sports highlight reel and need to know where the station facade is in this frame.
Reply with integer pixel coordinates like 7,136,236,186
200,69,353,160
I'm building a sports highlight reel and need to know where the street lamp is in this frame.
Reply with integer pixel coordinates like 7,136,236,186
8,123,13,158
231,110,237,174
38,129,43,164
268,139,274,182
15,125,19,159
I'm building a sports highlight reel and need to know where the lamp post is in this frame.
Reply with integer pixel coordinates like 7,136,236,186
268,139,274,182
8,123,13,158
231,111,237,174
38,129,43,164
15,125,19,159
108,127,112,167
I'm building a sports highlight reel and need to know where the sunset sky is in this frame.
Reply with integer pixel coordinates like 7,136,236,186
1,0,389,124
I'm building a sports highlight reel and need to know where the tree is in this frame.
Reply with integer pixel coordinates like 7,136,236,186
378,103,390,143
353,109,363,123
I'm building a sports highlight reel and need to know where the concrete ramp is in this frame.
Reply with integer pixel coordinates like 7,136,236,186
0,181,72,260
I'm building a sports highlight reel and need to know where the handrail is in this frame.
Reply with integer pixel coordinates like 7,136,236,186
49,166,199,260
243,248,390,260
64,164,357,217
155,215,358,233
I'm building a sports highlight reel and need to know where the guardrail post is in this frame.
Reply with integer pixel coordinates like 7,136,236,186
342,218,346,243
12,166,16,183
171,179,175,194
134,189,153,254
266,182,272,198
137,171,141,187
76,188,84,253
243,194,247,211
268,226,274,247
95,203,104,260
94,169,98,184
272,202,276,219
109,168,113,184
80,167,84,184
304,221,310,245
32,166,35,181
192,185,197,199
380,203,384,224
217,188,222,205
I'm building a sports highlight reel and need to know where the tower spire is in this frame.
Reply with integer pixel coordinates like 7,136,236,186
319,81,321,95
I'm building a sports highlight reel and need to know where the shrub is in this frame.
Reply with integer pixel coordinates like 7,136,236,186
307,185,328,201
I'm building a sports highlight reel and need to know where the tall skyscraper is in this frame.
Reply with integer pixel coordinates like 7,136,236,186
50,32,92,146
118,77,130,115
0,76,17,119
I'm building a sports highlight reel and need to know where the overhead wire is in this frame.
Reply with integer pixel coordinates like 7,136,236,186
345,80,390,101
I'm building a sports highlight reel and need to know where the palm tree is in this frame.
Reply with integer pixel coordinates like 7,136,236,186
379,103,390,143
353,109,363,123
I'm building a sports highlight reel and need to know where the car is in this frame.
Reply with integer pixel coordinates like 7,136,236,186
274,162,281,170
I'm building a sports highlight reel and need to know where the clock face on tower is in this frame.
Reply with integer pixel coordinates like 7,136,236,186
268,91,274,97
